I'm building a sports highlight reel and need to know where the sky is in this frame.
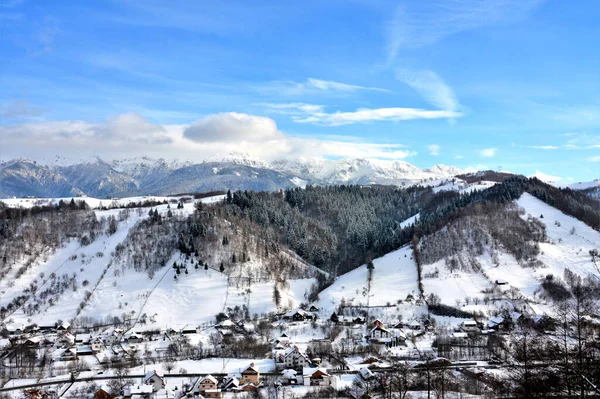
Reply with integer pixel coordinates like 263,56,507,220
1,0,599,182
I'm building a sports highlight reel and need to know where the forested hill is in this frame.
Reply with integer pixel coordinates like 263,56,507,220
205,177,600,278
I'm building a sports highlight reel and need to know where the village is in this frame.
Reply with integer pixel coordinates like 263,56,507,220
1,294,591,399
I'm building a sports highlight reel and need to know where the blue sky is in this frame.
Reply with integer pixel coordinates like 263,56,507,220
1,0,599,182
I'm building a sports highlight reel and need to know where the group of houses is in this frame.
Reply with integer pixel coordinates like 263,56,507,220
271,333,333,387
366,319,416,347
93,363,262,399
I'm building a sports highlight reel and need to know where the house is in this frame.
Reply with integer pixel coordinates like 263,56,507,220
240,362,260,385
369,326,391,344
240,383,259,392
461,320,479,333
76,345,94,356
104,330,122,346
488,316,505,330
393,321,404,329
143,370,166,392
408,320,421,330
283,309,314,322
302,367,331,387
284,346,312,370
281,369,299,385
237,321,255,334
24,336,42,346
123,332,144,344
308,305,319,312
180,326,197,335
123,384,153,399
359,367,375,380
76,333,92,344
94,386,115,399
59,347,77,361
495,279,508,286
370,319,384,328
91,337,104,353
452,332,469,340
220,376,240,391
56,331,75,347
217,319,235,329
273,333,291,346
56,321,71,331
192,375,221,398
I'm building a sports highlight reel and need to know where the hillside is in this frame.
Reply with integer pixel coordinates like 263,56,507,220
1,176,599,334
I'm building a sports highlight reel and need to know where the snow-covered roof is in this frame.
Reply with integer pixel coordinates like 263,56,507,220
282,369,298,379
452,332,468,339
488,317,504,327
303,367,329,378
218,319,235,328
199,374,218,385
124,384,154,395
241,362,260,374
360,366,374,379
144,369,163,383
370,325,390,334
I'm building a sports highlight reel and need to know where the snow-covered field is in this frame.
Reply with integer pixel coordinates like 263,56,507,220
318,246,419,312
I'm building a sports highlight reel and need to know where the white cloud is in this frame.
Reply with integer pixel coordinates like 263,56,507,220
427,144,440,156
386,0,544,62
397,69,460,112
529,145,559,150
257,78,391,95
464,164,489,173
257,102,325,114
0,112,419,163
293,107,460,126
455,155,464,159
589,156,600,162
183,112,283,143
479,148,497,157
306,78,391,93
531,170,562,183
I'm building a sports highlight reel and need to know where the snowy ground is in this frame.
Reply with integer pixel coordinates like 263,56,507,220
317,245,420,314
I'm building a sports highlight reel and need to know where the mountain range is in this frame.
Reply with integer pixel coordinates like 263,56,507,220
0,154,465,198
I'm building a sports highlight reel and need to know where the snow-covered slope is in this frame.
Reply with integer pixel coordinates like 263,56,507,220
272,157,462,186
1,197,315,331
317,246,420,312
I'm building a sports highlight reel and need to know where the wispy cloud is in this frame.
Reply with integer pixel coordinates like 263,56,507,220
292,107,460,126
588,156,600,163
256,102,325,115
260,101,460,126
427,144,440,156
529,145,559,150
386,0,544,62
256,78,391,96
479,148,497,157
397,69,460,112
307,78,391,93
